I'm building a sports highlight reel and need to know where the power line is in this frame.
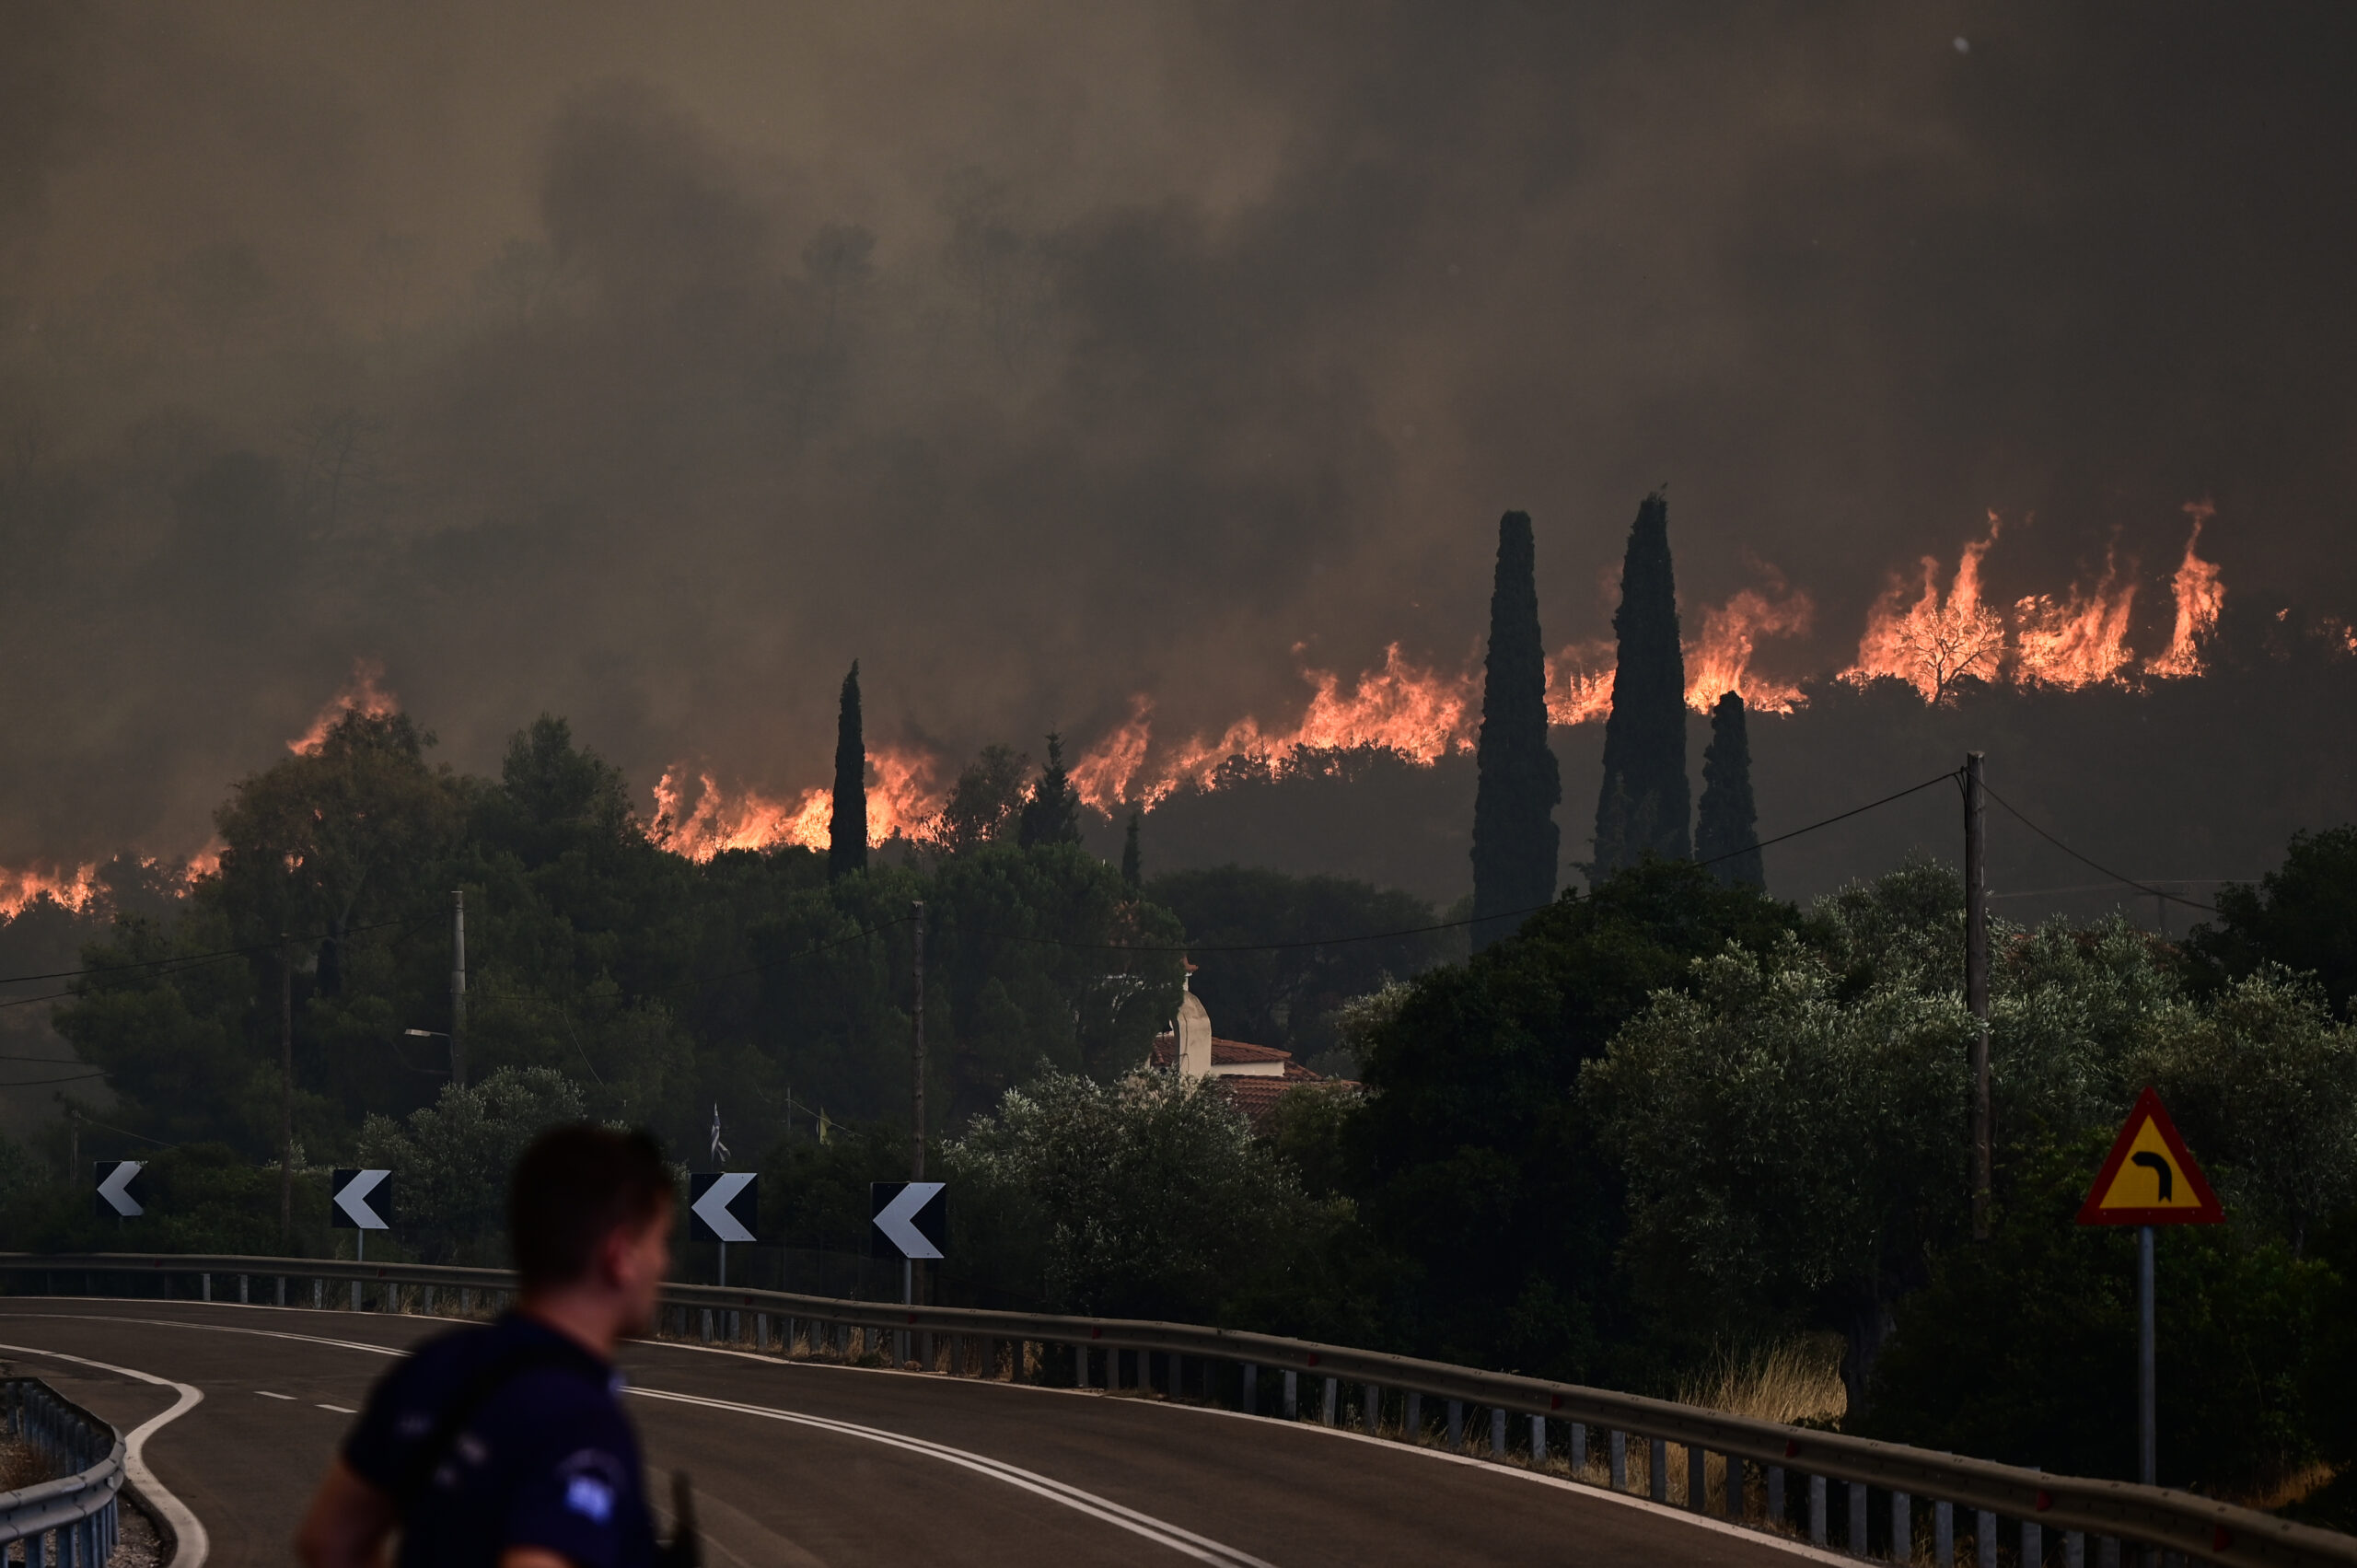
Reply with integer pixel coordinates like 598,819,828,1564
0,1069,107,1087
1987,879,2237,900
950,770,1971,955
1699,768,1964,867
1981,784,2221,914
0,915,412,990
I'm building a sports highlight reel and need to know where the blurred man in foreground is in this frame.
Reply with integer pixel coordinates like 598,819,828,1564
296,1125,678,1568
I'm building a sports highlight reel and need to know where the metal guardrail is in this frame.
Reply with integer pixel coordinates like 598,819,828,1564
0,1376,125,1563
5,1252,2352,1568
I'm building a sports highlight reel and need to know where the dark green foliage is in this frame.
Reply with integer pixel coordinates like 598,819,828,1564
1350,859,1800,1380
1867,1137,2332,1494
1144,865,1449,1063
50,710,1183,1194
1696,691,1763,889
1469,510,1561,949
830,662,866,880
1594,493,1689,872
2188,826,2357,1019
1018,732,1082,848
930,744,1029,855
1120,808,1143,890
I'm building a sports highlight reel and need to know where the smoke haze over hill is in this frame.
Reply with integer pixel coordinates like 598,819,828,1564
2,2,2354,888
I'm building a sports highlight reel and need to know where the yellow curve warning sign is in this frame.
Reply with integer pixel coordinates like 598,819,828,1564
2077,1086,2223,1226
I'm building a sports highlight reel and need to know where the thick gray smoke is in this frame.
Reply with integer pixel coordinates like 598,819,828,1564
2,2,2353,869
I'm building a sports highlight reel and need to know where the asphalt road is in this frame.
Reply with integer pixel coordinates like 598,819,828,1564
0,1297,1833,1567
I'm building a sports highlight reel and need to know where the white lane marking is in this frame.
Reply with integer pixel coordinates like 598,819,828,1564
630,1385,1277,1568
0,1339,212,1568
255,1389,296,1400
0,1311,1273,1567
318,1403,355,1414
0,1307,1848,1565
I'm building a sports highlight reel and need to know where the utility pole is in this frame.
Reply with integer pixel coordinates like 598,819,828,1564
450,889,468,1089
1965,752,1991,1241
910,900,925,1179
2139,1224,2157,1488
279,932,294,1237
910,899,925,1320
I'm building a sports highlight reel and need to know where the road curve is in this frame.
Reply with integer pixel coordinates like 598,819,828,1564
0,1297,1838,1567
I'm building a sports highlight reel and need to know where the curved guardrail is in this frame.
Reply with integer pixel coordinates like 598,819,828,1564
0,1376,125,1562
5,1252,2352,1568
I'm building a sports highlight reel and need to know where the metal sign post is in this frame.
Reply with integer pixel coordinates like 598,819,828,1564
2076,1086,2223,1489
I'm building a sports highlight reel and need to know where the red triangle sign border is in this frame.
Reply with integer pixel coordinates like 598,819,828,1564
2076,1085,2225,1226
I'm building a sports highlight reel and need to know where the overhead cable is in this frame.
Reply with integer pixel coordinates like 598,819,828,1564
1981,784,2221,914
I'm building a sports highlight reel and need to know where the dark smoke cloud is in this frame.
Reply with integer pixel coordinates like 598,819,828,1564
2,1,2353,869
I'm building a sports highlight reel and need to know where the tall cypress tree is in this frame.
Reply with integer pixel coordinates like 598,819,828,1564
1696,691,1764,889
1120,808,1143,889
1593,493,1689,873
828,661,866,880
1018,732,1082,847
1469,510,1561,950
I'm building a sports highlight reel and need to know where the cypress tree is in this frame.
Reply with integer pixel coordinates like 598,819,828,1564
1696,691,1764,889
828,661,866,879
1469,509,1562,950
1593,493,1689,873
1120,807,1143,889
1018,732,1082,847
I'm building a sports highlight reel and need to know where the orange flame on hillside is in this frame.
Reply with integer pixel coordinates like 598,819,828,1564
1844,514,2009,702
2014,545,2137,690
1684,586,1815,712
0,863,102,920
1071,644,1477,811
289,658,399,754
1545,641,1617,726
652,746,942,860
2144,501,2225,679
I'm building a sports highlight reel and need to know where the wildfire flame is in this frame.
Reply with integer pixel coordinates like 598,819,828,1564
2144,501,2225,679
1545,641,1617,726
651,746,942,861
1683,586,1815,712
1845,513,2008,702
0,863,103,920
289,658,399,754
2014,544,2137,690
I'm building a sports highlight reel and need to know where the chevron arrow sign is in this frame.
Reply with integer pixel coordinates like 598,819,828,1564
869,1180,946,1260
94,1160,144,1219
331,1168,393,1230
689,1172,759,1244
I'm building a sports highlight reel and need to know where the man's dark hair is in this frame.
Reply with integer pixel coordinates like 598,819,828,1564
508,1125,673,1292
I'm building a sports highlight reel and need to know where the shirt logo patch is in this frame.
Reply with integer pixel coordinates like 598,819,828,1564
565,1474,614,1524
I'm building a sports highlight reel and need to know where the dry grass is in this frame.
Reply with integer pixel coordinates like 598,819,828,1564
0,1437,52,1493
1678,1334,1849,1428
2227,1460,2339,1514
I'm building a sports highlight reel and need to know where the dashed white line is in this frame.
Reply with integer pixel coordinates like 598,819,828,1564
318,1403,355,1414
255,1389,296,1400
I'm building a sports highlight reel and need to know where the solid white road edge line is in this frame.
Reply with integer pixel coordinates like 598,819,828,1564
0,1339,211,1568
0,1313,1274,1567
628,1385,1277,1568
1,1306,1852,1566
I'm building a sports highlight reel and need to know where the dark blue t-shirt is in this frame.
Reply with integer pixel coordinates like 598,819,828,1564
344,1312,658,1568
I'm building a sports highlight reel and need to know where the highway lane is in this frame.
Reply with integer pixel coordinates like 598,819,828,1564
0,1298,1834,1567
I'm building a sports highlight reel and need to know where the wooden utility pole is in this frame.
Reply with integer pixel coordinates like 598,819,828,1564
450,889,467,1089
1965,752,1991,1240
910,900,925,1180
910,899,926,1316
279,932,294,1237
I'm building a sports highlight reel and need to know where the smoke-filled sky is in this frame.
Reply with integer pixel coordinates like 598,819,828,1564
4,1,2354,870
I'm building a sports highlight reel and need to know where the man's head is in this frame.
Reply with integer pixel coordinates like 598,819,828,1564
509,1125,674,1339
